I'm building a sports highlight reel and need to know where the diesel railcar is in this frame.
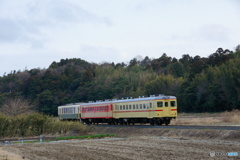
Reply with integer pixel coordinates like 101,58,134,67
58,95,177,125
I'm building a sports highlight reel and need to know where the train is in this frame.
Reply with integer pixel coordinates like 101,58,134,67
58,95,177,125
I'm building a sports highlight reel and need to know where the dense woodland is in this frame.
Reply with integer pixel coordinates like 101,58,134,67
0,45,240,115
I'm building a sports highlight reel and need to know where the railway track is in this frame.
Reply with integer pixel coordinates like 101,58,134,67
95,124,240,130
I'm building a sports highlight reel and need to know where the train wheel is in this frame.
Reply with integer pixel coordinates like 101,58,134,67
159,119,163,126
154,119,160,125
120,119,124,125
108,119,112,125
165,119,170,126
132,120,135,125
150,119,154,125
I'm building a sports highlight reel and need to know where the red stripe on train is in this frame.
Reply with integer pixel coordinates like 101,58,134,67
113,110,163,113
81,117,113,119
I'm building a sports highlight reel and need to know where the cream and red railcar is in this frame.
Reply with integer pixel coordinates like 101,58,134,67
58,95,177,125
112,95,177,125
81,101,113,124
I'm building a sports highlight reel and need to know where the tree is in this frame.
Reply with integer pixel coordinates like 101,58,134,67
37,89,54,114
0,97,36,117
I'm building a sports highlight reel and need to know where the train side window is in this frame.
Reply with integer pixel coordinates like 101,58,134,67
129,105,131,110
133,104,135,109
170,101,176,107
126,105,128,110
143,104,146,109
123,105,125,110
120,105,122,110
150,102,152,108
140,104,142,109
136,104,138,109
157,101,163,107
165,102,169,107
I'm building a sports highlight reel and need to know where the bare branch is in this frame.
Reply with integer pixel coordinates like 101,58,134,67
0,97,36,117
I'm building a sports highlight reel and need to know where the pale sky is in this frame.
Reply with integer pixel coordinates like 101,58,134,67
0,0,239,76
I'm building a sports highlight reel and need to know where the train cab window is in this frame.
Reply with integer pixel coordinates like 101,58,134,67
126,105,128,110
170,101,176,107
129,105,132,110
133,104,135,109
165,102,169,107
157,101,163,107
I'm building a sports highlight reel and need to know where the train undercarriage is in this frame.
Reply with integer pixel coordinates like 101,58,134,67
81,117,175,126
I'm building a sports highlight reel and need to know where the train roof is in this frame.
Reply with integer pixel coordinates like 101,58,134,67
81,95,176,106
58,103,85,108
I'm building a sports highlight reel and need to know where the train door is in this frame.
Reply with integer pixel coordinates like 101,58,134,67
78,106,81,120
149,101,154,118
170,100,177,117
164,100,170,117
58,108,62,120
156,100,164,117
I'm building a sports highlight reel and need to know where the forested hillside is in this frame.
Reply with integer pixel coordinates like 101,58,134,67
1,46,240,115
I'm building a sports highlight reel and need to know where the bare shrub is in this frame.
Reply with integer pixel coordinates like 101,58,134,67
0,97,36,117
221,109,240,123
0,112,89,138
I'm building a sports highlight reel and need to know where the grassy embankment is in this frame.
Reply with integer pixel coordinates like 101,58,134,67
0,113,89,138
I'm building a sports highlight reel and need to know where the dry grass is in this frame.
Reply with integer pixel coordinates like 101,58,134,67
0,113,90,138
220,109,240,123
171,117,222,125
172,110,240,125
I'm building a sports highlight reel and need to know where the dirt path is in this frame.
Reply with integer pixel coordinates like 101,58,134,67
2,136,240,160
